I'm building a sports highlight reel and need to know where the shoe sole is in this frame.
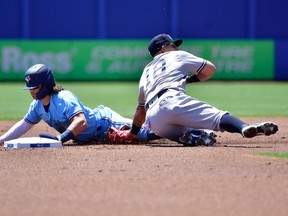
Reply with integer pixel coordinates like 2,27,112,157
179,131,194,145
257,122,278,136
197,132,217,146
180,131,217,147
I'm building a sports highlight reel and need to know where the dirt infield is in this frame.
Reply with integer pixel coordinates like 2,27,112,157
0,117,287,216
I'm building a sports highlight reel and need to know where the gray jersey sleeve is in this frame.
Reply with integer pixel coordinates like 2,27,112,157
180,51,207,75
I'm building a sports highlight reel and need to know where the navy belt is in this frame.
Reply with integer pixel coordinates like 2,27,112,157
146,89,169,109
157,88,169,98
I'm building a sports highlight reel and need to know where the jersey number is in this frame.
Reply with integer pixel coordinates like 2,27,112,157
145,59,166,86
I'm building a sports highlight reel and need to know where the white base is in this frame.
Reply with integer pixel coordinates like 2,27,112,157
4,137,62,148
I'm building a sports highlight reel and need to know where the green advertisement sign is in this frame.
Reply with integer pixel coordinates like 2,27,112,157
182,40,274,80
0,40,274,81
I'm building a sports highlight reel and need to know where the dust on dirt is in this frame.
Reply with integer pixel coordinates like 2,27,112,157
0,117,287,216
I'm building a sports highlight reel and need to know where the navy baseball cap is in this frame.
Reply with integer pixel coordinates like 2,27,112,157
148,34,183,57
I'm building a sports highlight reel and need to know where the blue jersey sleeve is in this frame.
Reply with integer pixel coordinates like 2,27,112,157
24,100,42,124
59,91,84,120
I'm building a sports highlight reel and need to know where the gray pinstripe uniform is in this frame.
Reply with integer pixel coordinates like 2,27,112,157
138,50,228,141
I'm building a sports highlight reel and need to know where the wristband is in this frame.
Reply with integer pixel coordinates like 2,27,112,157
130,123,141,135
59,129,74,143
138,103,145,108
186,74,200,83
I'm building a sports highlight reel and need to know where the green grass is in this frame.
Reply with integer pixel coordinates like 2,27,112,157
0,81,287,120
255,152,288,159
187,81,288,117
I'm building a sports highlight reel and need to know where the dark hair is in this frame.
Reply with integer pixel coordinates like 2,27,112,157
52,85,65,94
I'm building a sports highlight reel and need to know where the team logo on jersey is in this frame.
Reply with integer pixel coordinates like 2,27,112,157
25,76,31,83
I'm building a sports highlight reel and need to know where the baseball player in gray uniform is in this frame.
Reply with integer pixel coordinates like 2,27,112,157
0,64,159,145
112,34,278,146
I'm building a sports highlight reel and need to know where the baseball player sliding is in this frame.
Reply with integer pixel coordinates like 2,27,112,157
108,34,278,146
0,64,160,145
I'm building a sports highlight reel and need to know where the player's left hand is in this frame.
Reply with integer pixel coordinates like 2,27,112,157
107,126,138,144
39,133,59,140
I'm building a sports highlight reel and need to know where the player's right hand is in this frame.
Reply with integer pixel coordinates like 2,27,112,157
107,127,138,144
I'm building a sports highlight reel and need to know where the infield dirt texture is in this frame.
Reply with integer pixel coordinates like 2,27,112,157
0,117,287,216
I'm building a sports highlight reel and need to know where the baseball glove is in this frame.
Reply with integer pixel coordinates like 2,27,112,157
107,126,138,144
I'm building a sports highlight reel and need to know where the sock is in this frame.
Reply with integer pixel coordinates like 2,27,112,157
220,114,247,133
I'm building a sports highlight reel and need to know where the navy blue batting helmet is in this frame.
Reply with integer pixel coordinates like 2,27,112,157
23,64,56,99
148,34,183,57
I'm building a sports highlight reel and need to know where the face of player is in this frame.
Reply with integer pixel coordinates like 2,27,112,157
160,43,179,54
29,85,40,99
29,85,51,104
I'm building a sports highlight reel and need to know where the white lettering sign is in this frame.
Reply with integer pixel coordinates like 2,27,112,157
86,46,148,74
1,46,73,74
211,46,254,73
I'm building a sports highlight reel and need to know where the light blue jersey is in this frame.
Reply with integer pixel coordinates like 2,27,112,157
24,90,153,143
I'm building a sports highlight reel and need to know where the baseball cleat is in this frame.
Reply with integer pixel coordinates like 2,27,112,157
241,124,258,138
179,129,217,147
241,122,278,138
255,122,278,136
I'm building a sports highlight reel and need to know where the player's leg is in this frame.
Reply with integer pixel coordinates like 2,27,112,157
160,92,226,131
145,98,217,146
219,113,278,138
162,92,278,138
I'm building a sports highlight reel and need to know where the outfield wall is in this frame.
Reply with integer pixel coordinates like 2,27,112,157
275,41,288,80
1,0,287,40
0,40,286,81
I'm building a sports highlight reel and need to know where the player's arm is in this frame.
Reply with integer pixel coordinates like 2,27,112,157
197,60,216,81
56,93,88,143
0,119,34,144
40,112,88,143
130,89,146,137
186,60,216,83
58,112,88,143
67,112,88,136
130,104,146,136
129,106,146,138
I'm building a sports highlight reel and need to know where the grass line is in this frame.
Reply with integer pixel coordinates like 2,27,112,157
255,152,288,159
0,81,287,120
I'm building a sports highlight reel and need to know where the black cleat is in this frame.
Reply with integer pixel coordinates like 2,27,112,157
179,130,217,147
242,122,278,138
